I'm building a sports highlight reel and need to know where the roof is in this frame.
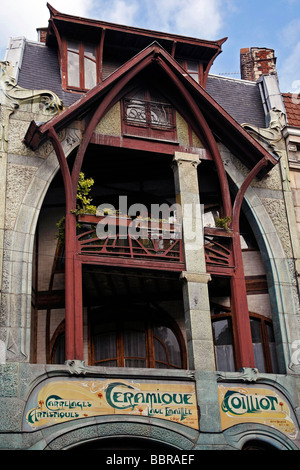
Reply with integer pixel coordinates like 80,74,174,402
17,40,266,128
206,75,266,128
23,41,278,180
17,40,80,108
46,3,226,66
282,93,300,128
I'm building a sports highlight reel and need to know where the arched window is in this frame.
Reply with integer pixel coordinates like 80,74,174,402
50,320,65,364
90,305,187,369
211,305,279,373
51,306,186,368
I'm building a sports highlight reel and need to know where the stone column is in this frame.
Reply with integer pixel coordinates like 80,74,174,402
172,152,215,370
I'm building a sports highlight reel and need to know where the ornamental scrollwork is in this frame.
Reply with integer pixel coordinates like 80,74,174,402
217,367,259,383
242,107,286,157
0,61,63,114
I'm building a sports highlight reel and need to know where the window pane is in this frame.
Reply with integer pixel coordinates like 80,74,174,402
68,50,80,87
84,43,97,89
154,326,181,367
250,318,266,372
187,60,198,72
94,332,117,362
213,319,235,371
68,40,79,53
97,359,118,367
124,329,146,358
84,57,97,89
84,43,96,60
155,362,167,369
125,359,146,368
154,337,168,364
52,334,65,364
186,61,198,82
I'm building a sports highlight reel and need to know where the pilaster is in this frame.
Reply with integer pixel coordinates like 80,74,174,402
172,152,215,370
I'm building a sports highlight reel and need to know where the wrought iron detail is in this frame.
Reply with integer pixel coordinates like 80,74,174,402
123,98,174,129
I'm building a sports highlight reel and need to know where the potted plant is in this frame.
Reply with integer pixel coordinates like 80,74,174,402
214,216,232,232
55,172,97,244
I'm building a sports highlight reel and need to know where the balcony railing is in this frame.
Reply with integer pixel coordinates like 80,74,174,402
76,215,234,275
123,98,175,129
76,215,184,271
203,226,234,275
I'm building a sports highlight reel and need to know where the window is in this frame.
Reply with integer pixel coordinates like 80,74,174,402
211,305,279,373
185,61,199,82
66,39,97,90
211,306,236,372
50,306,186,368
52,333,65,364
91,307,186,369
122,89,176,140
178,59,200,83
50,320,65,364
250,316,279,373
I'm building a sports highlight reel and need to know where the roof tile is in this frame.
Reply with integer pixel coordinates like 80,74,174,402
282,93,300,127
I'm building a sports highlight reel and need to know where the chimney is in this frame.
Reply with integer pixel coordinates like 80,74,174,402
240,47,277,81
37,27,48,44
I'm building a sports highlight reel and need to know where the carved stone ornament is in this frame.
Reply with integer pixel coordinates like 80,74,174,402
66,360,88,375
217,367,259,383
242,107,287,157
0,61,63,114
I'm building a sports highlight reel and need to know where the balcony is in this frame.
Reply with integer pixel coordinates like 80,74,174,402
76,214,184,272
76,215,235,275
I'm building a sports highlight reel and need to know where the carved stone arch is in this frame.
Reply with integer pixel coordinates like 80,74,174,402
29,416,198,450
223,422,298,450
223,155,296,373
4,126,81,361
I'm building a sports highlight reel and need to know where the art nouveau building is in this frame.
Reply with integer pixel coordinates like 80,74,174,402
0,4,300,450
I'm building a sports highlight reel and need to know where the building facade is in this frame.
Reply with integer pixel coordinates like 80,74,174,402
0,4,300,450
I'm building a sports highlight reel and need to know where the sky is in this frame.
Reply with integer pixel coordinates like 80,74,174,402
0,0,299,93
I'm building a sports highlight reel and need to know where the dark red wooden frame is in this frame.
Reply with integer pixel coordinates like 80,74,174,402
26,42,278,370
62,37,101,92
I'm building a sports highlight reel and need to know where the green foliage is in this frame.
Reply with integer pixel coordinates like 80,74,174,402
215,216,232,232
55,216,66,244
55,172,97,244
74,172,97,216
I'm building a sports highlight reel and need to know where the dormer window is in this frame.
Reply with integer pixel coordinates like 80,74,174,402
179,59,201,83
66,39,97,91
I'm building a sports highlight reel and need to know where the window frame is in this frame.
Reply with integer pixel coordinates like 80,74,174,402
89,307,187,369
122,89,177,141
178,59,204,84
62,37,99,92
249,313,278,373
211,305,278,373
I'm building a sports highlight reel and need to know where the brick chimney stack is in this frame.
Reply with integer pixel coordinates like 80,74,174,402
37,27,47,44
240,47,277,81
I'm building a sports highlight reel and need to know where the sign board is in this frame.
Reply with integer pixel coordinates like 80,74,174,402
23,378,199,431
218,384,299,440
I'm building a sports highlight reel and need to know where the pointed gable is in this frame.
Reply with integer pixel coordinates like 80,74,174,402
24,41,278,179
